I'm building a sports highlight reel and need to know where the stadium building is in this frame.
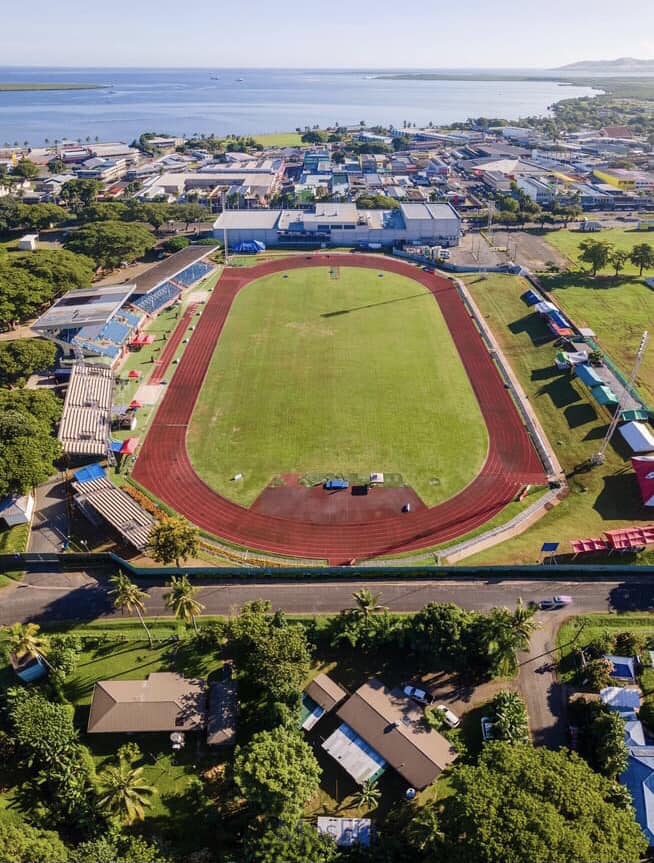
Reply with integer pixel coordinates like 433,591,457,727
213,202,461,249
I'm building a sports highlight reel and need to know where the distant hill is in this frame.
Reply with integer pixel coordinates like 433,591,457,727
555,57,654,73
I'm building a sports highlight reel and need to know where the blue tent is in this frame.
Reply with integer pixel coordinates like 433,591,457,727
575,363,603,388
73,463,106,484
521,289,542,306
548,310,571,329
232,241,266,254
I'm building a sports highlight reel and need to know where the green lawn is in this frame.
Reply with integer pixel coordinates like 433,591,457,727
0,523,29,589
253,132,303,147
187,266,488,507
540,227,654,403
461,273,651,565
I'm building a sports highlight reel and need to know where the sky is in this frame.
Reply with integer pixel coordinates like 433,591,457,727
2,0,654,69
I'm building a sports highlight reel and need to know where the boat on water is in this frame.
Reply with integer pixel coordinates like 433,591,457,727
210,75,220,80
235,77,244,82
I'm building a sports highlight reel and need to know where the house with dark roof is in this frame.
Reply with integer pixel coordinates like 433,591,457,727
302,673,347,731
322,678,457,790
87,672,206,733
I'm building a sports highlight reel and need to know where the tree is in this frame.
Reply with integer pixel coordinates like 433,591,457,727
0,338,57,387
244,821,337,863
48,158,65,174
629,242,654,275
489,690,530,743
437,743,647,863
18,202,68,230
98,761,154,824
0,407,61,497
71,835,171,863
352,588,387,619
163,235,190,253
109,571,154,646
584,657,613,691
609,248,629,278
578,239,613,276
233,725,321,820
64,220,155,269
60,178,103,212
0,821,69,863
351,779,382,811
577,701,628,778
163,574,204,633
614,630,644,656
13,159,39,179
481,600,538,677
4,621,53,670
411,602,476,667
147,514,199,567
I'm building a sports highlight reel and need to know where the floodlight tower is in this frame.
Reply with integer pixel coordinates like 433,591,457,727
591,330,649,466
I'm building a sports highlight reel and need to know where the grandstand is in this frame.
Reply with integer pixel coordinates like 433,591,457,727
58,363,114,459
130,259,215,316
72,474,154,550
32,284,142,365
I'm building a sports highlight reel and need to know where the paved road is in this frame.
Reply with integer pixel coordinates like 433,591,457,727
3,571,654,748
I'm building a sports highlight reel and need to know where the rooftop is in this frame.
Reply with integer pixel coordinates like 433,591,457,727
33,284,136,331
305,673,347,713
88,672,206,733
333,678,457,789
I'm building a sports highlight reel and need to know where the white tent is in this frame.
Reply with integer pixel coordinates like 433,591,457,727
619,421,654,454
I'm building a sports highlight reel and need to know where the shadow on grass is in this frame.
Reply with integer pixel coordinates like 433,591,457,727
564,402,598,429
508,314,554,346
537,376,582,409
594,472,653,521
320,292,429,318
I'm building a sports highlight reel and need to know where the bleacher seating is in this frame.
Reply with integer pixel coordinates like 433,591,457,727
119,309,142,328
100,319,131,345
132,281,181,315
73,339,120,360
173,261,213,287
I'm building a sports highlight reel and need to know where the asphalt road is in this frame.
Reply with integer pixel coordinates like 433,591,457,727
3,571,654,748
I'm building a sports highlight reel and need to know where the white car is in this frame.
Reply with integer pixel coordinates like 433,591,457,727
435,704,460,728
481,716,495,741
403,685,431,705
539,595,573,610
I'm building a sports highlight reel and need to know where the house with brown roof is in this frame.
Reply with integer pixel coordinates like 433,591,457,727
87,672,206,734
302,673,347,731
322,678,457,790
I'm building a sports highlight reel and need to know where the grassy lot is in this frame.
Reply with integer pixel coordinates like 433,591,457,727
557,613,654,684
0,523,29,589
540,227,654,403
188,266,488,507
461,273,651,565
253,131,303,147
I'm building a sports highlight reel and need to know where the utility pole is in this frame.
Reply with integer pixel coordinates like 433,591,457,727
592,330,649,465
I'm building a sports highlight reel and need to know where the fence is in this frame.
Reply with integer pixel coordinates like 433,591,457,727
2,552,653,580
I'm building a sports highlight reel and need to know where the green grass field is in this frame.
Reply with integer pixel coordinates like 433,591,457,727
461,273,651,565
541,228,654,403
188,266,488,507
253,132,303,147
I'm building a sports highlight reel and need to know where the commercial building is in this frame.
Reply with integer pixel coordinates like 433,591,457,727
214,202,461,249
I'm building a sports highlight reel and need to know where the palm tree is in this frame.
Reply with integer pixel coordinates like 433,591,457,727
508,598,539,651
405,804,445,852
492,691,530,743
5,622,54,671
351,779,381,811
351,589,387,619
164,574,204,633
98,761,154,824
109,571,154,647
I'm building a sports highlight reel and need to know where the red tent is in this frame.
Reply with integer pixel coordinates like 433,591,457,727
128,400,143,409
605,525,654,550
127,369,141,380
632,456,654,508
120,437,139,455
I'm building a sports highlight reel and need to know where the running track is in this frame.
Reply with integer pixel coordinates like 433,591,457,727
133,254,545,563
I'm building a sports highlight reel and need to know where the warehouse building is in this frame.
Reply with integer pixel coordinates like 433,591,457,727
213,202,461,249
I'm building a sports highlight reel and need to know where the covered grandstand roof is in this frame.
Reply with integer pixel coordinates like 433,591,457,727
33,284,136,331
72,476,154,550
57,364,114,457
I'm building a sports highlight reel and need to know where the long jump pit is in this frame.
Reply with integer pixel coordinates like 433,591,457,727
132,253,545,564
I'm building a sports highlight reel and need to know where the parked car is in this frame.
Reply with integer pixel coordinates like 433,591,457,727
481,716,495,741
435,704,460,728
403,685,431,705
539,595,573,610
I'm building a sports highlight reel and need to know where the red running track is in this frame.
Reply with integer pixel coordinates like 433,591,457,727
148,304,198,386
133,254,545,563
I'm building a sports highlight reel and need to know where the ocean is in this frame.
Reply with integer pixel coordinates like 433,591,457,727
0,67,600,145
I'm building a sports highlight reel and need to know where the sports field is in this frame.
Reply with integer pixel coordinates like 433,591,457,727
187,266,488,507
542,228,654,402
